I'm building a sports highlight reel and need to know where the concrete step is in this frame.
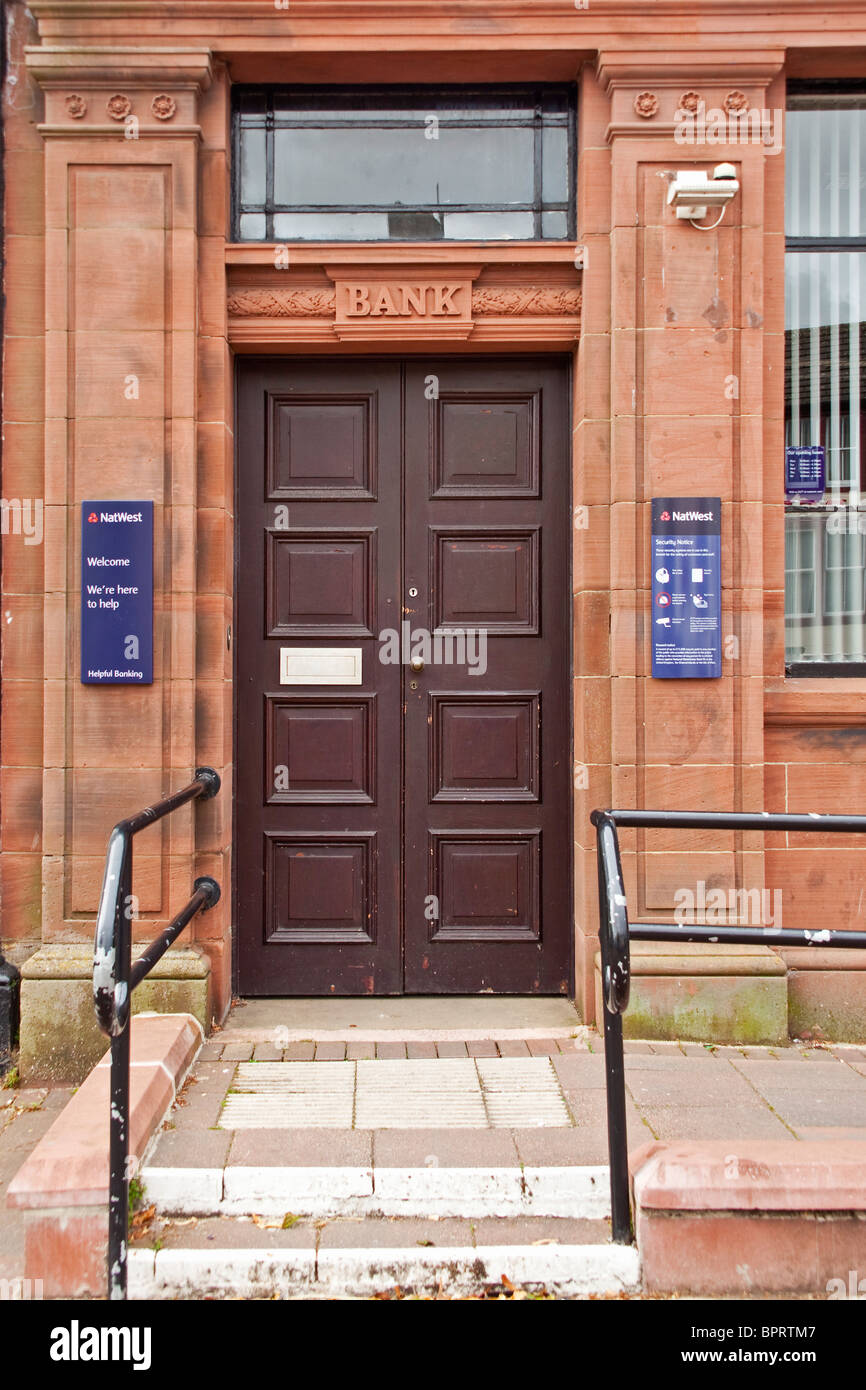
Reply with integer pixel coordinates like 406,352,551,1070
139,1162,612,1219
128,1213,640,1299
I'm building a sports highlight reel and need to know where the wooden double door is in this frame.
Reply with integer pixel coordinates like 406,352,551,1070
235,356,571,995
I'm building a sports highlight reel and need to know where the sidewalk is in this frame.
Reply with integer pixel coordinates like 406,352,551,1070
4,1003,866,1298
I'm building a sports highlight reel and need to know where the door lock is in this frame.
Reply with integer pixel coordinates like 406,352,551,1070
408,586,418,598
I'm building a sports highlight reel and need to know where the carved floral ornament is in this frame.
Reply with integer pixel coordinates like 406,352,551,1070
634,91,659,119
151,94,177,121
724,90,750,115
678,91,702,114
106,94,132,121
227,286,582,319
65,94,87,119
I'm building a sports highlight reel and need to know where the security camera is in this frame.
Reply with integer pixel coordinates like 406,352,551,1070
667,164,740,223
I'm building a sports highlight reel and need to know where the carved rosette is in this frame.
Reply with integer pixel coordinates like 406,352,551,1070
227,288,337,317
65,94,87,119
151,94,177,121
472,287,581,317
678,91,702,114
724,90,750,116
634,91,659,119
106,94,132,121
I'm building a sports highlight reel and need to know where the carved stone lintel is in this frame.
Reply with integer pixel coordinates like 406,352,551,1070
228,285,581,320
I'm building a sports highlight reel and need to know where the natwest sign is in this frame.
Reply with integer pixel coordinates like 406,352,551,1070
330,268,476,341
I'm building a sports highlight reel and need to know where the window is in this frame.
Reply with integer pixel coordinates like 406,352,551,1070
232,86,575,242
785,85,866,671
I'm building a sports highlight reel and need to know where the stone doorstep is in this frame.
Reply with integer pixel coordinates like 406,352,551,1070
5,1013,203,1297
631,1139,866,1296
127,1241,641,1300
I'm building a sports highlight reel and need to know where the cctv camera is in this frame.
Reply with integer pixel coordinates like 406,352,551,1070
667,166,740,221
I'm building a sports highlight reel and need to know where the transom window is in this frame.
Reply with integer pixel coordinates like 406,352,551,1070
784,84,866,672
232,85,575,242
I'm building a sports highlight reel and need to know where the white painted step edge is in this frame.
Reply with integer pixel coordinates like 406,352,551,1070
140,1164,612,1220
128,1243,640,1300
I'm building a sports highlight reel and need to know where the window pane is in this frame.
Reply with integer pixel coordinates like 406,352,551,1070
272,211,392,240
786,99,866,238
785,250,866,664
240,129,267,205
238,212,267,239
542,126,568,202
272,126,535,207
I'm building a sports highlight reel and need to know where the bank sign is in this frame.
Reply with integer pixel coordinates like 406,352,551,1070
651,498,722,679
81,502,153,684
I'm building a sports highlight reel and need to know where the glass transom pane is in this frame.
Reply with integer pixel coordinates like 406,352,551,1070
234,85,574,242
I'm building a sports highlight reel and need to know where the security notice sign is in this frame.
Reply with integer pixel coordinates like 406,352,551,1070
81,501,153,684
651,498,722,679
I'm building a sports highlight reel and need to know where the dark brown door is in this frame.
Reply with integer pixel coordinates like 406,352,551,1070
236,357,570,995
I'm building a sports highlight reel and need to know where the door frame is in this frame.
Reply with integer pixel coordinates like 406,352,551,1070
230,351,575,998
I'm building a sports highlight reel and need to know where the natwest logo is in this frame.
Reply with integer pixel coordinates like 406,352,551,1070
87,511,98,523
671,509,714,521
659,510,671,521
98,510,144,524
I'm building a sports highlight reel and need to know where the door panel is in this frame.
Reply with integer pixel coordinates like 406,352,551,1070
236,360,402,995
403,360,571,993
235,356,570,996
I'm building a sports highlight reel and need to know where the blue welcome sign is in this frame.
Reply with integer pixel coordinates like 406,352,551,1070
81,501,153,684
651,497,722,679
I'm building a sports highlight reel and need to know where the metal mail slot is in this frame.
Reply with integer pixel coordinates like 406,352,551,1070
279,647,363,686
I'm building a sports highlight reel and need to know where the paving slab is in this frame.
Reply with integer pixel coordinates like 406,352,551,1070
148,1129,233,1168
317,1217,473,1248
372,1128,520,1168
638,1104,793,1142
471,1217,609,1245
227,1128,374,1168
761,1093,866,1129
131,1215,319,1250
552,1055,608,1089
731,1058,866,1091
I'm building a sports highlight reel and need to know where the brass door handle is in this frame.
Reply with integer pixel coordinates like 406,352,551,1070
410,657,424,672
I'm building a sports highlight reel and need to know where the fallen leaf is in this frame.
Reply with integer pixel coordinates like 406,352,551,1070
131,1204,156,1231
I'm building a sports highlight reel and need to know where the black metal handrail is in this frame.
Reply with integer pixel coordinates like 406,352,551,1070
591,807,866,1245
93,767,221,1300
